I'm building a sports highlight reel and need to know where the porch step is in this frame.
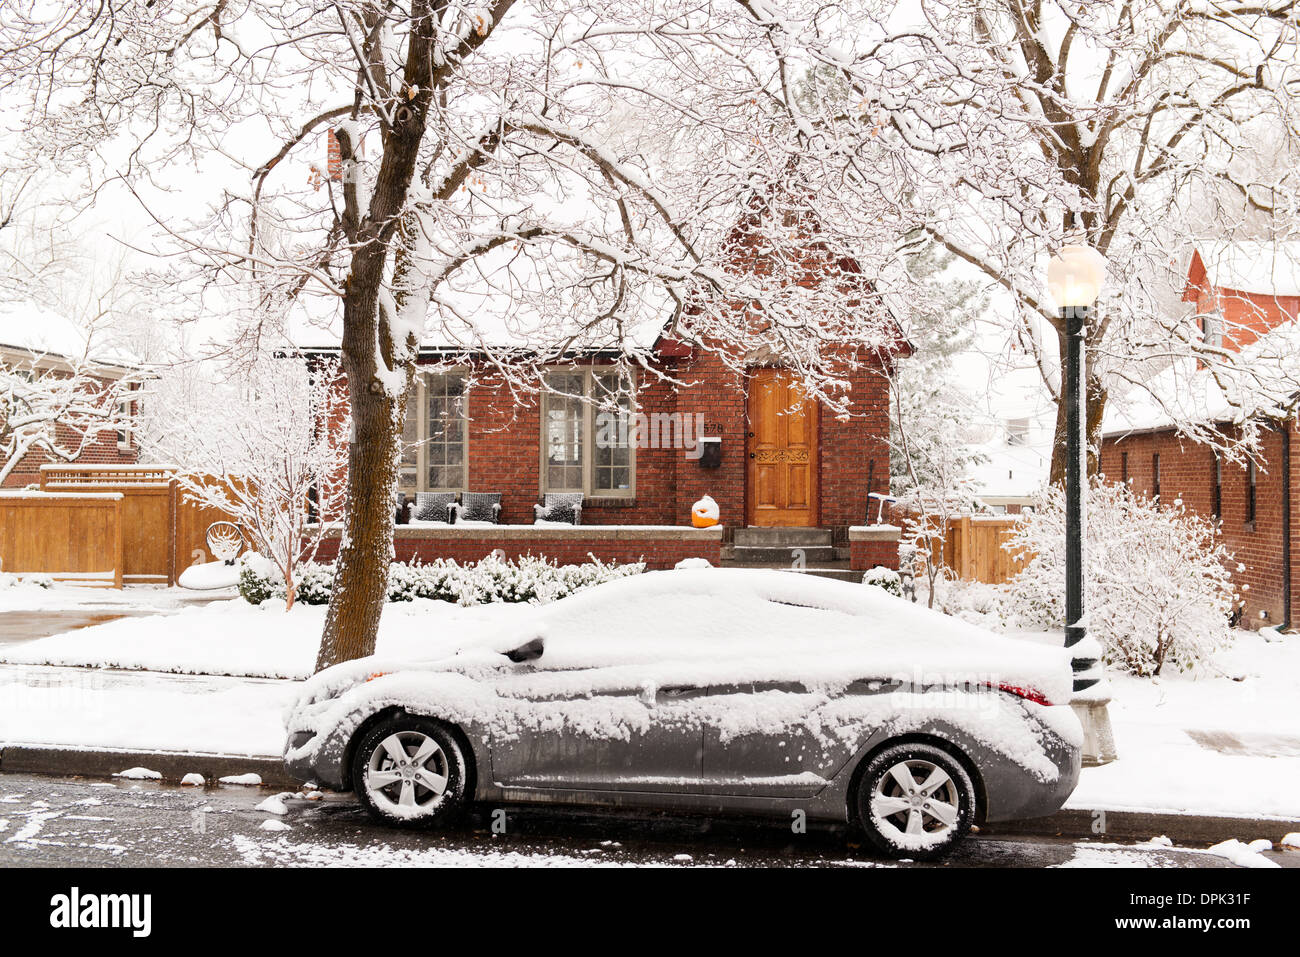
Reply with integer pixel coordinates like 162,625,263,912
719,558,863,584
733,527,833,547
729,545,836,564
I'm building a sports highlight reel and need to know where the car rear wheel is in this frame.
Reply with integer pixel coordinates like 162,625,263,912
855,742,974,860
351,715,467,828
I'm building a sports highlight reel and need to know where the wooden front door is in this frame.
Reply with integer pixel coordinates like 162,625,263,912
746,369,818,527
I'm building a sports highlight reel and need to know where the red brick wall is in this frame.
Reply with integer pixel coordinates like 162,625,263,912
850,538,900,571
2,391,140,489
1100,422,1298,629
321,350,893,533
1188,283,1300,355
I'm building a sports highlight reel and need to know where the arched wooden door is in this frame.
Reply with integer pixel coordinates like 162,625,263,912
746,369,818,527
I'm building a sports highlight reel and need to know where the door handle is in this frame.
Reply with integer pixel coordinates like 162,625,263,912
749,452,755,459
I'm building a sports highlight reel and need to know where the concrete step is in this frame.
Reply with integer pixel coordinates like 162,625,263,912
733,527,833,547
730,544,836,564
720,558,863,583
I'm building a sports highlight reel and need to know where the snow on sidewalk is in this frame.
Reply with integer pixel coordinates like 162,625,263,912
1066,631,1300,820
0,663,291,756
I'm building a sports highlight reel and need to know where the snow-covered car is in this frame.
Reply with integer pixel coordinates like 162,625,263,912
284,568,1081,859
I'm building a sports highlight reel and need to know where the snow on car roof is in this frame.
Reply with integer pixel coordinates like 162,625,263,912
526,568,1072,701
303,568,1073,706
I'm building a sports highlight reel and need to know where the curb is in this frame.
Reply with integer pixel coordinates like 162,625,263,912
0,745,297,790
984,807,1300,846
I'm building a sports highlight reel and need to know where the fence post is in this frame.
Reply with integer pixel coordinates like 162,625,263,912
112,497,125,589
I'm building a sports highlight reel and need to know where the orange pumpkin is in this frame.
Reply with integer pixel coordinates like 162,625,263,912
691,496,719,528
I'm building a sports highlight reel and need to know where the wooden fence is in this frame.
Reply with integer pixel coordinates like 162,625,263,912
0,465,235,587
0,491,125,586
924,515,1028,585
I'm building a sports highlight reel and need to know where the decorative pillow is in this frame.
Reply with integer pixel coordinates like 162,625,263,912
414,491,457,523
457,491,501,524
536,492,583,525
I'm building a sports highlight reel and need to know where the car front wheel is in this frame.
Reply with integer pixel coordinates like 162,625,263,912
351,715,467,828
855,742,974,860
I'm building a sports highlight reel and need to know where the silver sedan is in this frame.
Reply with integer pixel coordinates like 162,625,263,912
284,568,1081,859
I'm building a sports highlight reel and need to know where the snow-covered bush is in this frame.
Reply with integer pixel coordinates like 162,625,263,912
239,554,645,607
933,579,1018,632
1007,482,1237,676
862,565,902,597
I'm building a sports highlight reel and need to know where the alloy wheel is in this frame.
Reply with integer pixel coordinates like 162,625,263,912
364,730,450,817
869,758,962,848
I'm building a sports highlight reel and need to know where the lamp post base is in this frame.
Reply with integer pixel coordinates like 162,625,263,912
1070,683,1117,766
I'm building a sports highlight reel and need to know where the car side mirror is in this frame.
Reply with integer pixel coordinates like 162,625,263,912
504,637,545,663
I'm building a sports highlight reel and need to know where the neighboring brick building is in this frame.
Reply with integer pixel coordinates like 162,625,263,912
0,338,141,489
1101,242,1300,629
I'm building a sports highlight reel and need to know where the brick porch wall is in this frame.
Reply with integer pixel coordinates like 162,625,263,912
313,525,723,570
848,525,902,571
1100,421,1299,629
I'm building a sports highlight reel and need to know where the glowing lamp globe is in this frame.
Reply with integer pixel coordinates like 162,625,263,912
1047,244,1107,310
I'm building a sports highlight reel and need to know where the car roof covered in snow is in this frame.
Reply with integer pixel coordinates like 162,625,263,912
301,568,1075,706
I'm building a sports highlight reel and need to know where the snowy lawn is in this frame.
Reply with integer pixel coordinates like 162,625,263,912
1066,630,1300,820
0,596,532,679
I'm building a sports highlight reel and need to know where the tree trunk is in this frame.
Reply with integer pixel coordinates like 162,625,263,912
312,1,438,673
314,373,406,671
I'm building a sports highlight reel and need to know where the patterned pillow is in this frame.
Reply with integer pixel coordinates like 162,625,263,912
537,492,583,525
457,491,501,524
414,491,457,523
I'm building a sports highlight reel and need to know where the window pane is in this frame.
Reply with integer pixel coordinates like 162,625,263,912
423,373,468,489
543,373,584,491
592,372,633,495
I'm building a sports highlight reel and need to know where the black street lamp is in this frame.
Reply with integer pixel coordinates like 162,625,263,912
1047,245,1106,694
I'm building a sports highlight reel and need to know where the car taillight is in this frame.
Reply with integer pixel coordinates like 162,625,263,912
997,683,1052,707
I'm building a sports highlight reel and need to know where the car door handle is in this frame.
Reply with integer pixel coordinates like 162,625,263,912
658,686,708,700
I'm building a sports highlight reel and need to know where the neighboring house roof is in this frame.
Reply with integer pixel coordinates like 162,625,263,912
0,300,141,374
968,442,1049,502
1102,318,1300,437
1184,240,1300,299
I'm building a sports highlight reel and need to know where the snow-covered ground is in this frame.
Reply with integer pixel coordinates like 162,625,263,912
2,584,1298,822
1066,631,1300,820
0,594,530,679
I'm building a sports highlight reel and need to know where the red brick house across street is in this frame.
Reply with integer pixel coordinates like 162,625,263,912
1100,241,1300,629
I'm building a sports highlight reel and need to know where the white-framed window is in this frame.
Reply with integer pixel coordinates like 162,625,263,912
541,369,635,497
116,395,134,450
399,371,469,493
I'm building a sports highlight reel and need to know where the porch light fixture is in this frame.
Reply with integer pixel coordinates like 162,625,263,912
1046,244,1106,695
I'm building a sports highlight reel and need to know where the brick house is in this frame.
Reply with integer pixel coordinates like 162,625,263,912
304,218,910,574
1100,242,1300,628
0,335,141,489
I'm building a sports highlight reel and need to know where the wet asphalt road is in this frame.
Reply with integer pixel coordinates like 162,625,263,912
1,771,1292,868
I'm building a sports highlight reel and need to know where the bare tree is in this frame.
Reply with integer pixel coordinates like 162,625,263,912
140,355,350,610
0,347,139,486
763,0,1300,477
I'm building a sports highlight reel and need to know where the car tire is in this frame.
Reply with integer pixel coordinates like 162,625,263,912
351,715,468,829
855,742,975,861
